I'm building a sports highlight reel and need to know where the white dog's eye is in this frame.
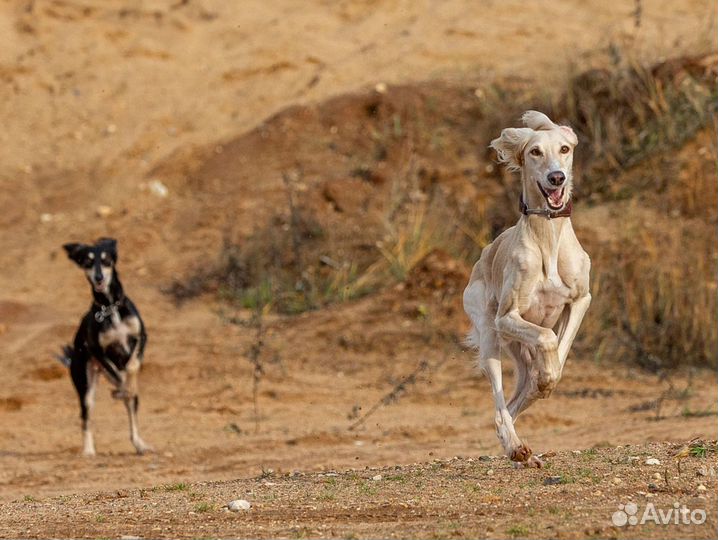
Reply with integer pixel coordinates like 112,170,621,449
560,145,570,154
529,148,542,157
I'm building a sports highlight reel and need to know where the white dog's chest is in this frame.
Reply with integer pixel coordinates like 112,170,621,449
523,278,572,327
99,314,141,352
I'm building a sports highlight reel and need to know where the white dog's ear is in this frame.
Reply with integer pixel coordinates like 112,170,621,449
521,110,556,131
490,127,533,172
559,125,578,146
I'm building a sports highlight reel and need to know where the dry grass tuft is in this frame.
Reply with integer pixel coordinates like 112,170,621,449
565,53,717,199
587,224,717,370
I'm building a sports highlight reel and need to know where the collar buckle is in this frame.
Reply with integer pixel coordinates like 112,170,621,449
94,302,120,323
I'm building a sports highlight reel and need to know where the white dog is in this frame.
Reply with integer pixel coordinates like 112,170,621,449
463,111,591,467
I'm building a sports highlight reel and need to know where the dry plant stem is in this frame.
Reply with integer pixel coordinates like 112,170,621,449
247,309,266,434
282,169,306,289
348,359,430,431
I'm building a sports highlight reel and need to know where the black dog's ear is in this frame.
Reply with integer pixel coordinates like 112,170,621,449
96,237,118,262
63,243,88,265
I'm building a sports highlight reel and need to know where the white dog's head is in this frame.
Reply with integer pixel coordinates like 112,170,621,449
490,111,578,211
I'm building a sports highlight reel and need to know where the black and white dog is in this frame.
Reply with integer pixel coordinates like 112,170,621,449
58,237,151,456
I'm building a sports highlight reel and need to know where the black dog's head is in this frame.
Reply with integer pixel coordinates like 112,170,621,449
63,238,118,294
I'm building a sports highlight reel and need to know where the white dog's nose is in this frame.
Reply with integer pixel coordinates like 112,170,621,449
547,171,565,186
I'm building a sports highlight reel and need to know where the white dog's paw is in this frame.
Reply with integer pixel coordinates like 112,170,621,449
511,454,544,469
509,442,533,464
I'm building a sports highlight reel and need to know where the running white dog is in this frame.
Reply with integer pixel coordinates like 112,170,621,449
463,111,591,467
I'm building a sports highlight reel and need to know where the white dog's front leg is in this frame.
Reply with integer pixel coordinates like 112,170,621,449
557,293,591,368
496,311,560,394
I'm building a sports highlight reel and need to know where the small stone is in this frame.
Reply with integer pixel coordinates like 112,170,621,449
697,484,707,492
120,536,141,540
374,82,387,94
571,450,581,455
645,458,661,466
478,455,492,462
648,482,659,492
96,205,112,218
148,179,168,198
627,456,640,463
227,499,251,512
652,472,662,480
612,477,622,485
486,469,494,476
696,467,708,477
40,213,53,223
544,476,562,486
371,474,382,481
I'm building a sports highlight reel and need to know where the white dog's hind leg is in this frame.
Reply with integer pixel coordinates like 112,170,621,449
506,345,535,418
465,280,534,463
480,352,533,463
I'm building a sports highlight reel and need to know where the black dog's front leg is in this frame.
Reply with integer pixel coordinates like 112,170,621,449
69,348,99,457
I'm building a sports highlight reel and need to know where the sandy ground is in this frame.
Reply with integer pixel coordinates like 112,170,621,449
0,444,716,539
0,1,716,538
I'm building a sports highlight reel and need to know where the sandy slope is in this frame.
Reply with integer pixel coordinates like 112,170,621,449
0,0,715,180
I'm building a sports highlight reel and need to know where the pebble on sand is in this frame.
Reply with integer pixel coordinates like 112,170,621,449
148,179,169,198
372,474,383,481
96,205,112,218
645,457,661,466
227,499,251,512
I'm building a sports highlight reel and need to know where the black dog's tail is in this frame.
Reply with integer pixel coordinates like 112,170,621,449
55,345,74,368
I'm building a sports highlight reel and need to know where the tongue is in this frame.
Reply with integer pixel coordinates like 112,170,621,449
548,188,563,207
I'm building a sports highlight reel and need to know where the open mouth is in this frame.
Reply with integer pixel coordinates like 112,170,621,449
537,182,565,210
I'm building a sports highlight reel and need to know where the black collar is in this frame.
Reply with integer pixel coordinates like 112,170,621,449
519,196,573,219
